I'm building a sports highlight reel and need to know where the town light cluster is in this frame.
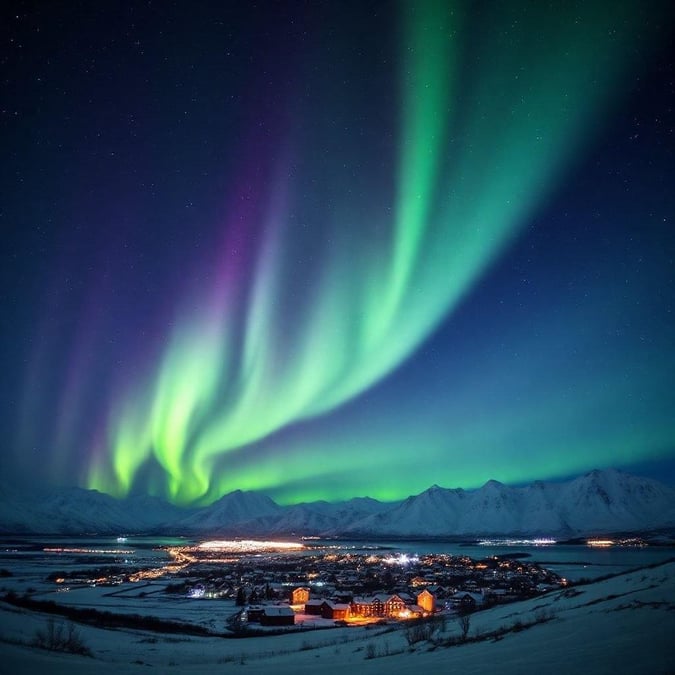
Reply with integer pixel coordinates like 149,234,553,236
44,547,135,555
197,539,305,553
586,538,646,548
383,553,419,566
477,538,557,546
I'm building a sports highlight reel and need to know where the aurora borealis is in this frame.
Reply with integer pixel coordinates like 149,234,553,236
2,1,674,505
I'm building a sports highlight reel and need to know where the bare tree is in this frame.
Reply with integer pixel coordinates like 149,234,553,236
457,614,471,641
33,620,91,656
405,620,434,646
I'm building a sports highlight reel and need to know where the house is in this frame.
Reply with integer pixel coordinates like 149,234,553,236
260,606,295,626
351,594,406,618
406,604,425,618
381,593,406,617
449,592,480,613
426,584,446,598
351,596,378,617
304,599,324,615
246,605,265,623
483,588,508,605
417,589,436,614
320,601,350,620
290,587,310,604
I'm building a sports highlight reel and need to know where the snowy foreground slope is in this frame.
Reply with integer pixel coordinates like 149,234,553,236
1,561,674,674
1,468,675,536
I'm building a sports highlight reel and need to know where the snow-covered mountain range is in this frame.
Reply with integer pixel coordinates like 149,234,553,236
1,468,674,537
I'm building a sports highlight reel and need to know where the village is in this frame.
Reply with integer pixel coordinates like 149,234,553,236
159,544,567,631
41,540,568,633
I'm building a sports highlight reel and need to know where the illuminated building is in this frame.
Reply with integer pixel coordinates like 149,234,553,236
290,587,310,604
351,594,407,618
417,589,436,613
320,601,350,620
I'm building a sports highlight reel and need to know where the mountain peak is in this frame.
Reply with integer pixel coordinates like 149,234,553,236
1,469,673,536
583,467,623,481
482,479,506,490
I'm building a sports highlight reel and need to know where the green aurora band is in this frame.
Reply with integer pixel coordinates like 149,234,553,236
86,1,658,504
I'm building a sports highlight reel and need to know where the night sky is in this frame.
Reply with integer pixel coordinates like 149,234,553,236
2,1,674,505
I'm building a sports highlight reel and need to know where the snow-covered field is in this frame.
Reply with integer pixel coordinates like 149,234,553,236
1,561,674,674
